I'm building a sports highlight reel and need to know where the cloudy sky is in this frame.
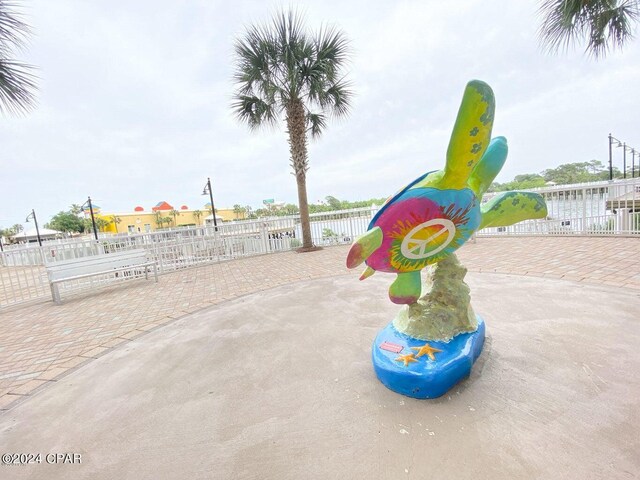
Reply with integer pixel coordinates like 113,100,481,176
1,0,639,228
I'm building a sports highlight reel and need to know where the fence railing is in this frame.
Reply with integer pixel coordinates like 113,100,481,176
2,178,639,308
478,177,640,236
0,206,380,308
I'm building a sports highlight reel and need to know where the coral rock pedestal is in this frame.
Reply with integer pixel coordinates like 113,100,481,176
371,254,485,399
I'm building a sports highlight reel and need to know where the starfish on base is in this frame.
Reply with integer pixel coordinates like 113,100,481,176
395,353,418,366
411,343,442,361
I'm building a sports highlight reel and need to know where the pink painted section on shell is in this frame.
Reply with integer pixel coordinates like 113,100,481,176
366,197,441,273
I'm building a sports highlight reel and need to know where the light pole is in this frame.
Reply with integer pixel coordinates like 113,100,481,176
25,209,42,246
609,134,638,179
81,196,98,241
202,177,218,231
608,133,614,180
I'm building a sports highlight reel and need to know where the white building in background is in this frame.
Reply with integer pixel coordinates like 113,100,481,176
12,228,64,244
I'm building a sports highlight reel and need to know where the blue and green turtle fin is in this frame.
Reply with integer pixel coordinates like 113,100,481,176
479,191,548,229
359,266,376,281
468,136,508,196
389,271,422,305
439,80,495,190
346,227,383,269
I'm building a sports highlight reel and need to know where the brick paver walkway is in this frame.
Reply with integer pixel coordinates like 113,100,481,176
1,236,638,411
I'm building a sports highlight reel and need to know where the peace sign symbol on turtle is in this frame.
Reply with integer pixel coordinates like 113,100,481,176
400,219,457,260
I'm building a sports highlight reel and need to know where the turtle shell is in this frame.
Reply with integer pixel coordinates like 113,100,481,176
365,187,480,273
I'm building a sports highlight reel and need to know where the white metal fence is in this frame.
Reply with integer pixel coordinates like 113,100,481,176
0,206,378,308
477,177,640,236
1,178,638,308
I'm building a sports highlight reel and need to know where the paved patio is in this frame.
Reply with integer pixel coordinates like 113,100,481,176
0,271,638,479
0,236,639,411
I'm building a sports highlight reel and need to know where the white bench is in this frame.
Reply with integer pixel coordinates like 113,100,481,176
46,249,158,304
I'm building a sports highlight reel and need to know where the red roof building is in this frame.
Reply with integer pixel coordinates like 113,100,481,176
151,201,174,212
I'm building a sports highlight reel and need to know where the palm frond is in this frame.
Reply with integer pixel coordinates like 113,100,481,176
314,24,350,81
538,0,640,58
0,59,36,115
0,0,30,54
306,112,327,139
231,95,277,130
315,77,352,119
0,1,36,114
587,0,639,56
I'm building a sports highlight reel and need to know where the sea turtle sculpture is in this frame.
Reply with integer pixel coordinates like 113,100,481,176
347,80,547,398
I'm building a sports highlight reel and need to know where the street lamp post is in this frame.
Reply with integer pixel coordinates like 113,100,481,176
25,209,42,246
202,177,218,232
608,133,614,180
609,134,638,180
81,196,98,241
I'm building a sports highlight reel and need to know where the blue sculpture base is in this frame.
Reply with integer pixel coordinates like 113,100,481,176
372,316,485,399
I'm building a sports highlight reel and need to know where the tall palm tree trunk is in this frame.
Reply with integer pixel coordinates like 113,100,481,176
286,99,314,249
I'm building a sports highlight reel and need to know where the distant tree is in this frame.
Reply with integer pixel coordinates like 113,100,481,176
0,1,37,115
538,0,640,58
232,10,352,249
11,223,23,233
94,218,110,232
155,215,170,229
543,162,602,184
47,211,85,233
69,204,83,215
192,209,203,225
108,215,121,232
325,195,342,210
283,203,300,215
488,159,626,191
169,209,180,226
233,204,243,219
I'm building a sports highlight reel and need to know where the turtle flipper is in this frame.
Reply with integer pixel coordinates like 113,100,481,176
346,227,383,269
479,191,547,229
468,136,508,196
359,266,376,281
389,271,421,305
441,80,495,190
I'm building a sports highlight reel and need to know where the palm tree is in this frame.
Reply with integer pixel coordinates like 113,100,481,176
192,209,203,225
233,204,243,219
95,218,110,232
0,1,36,114
69,204,83,215
232,10,352,250
169,209,180,227
11,223,23,233
538,0,640,58
108,215,121,232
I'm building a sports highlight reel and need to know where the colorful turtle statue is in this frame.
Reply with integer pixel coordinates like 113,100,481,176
347,80,548,399
346,80,547,305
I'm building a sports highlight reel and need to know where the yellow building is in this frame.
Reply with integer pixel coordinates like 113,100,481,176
97,201,246,234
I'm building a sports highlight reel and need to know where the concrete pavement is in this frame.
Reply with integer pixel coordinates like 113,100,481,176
0,273,638,479
0,236,639,412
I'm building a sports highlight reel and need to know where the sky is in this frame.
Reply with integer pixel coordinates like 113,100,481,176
1,0,639,228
